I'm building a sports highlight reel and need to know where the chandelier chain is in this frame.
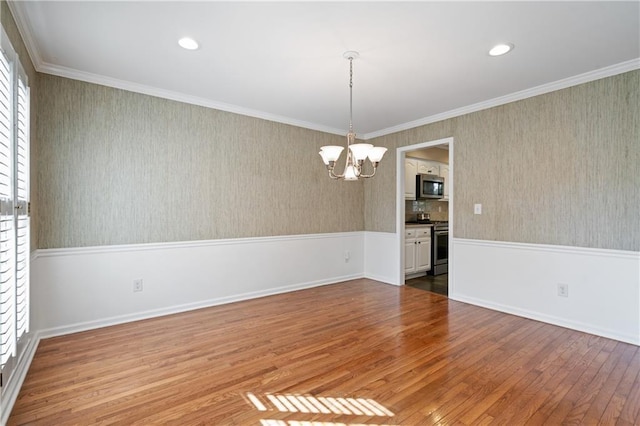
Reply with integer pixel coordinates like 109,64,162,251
349,57,353,133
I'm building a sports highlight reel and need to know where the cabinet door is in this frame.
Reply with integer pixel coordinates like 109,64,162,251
417,160,439,176
415,238,432,272
404,159,417,200
439,165,449,199
404,240,416,273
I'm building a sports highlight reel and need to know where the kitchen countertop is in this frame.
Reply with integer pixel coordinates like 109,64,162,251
405,222,434,228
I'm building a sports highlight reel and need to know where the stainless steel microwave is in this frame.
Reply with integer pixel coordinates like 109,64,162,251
416,174,444,199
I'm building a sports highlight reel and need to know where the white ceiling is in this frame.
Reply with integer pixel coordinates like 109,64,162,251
9,1,640,139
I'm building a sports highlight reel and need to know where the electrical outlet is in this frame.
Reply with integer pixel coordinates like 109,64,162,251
344,251,350,263
133,279,143,293
557,283,568,297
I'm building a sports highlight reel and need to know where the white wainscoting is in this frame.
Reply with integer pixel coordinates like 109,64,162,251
29,233,639,344
451,238,640,345
364,231,400,285
31,232,365,337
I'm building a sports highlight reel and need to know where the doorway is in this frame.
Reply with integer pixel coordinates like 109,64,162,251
395,137,453,295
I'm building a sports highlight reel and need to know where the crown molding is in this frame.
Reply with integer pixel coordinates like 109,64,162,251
362,58,640,140
7,0,346,137
38,62,348,136
40,57,640,141
6,1,43,69
8,1,639,141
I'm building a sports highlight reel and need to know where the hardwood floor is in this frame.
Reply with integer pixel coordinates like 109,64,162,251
9,279,640,425
406,273,448,296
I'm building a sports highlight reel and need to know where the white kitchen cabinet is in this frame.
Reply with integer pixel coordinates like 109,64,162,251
404,227,431,275
404,159,417,200
414,227,432,272
439,165,449,200
417,160,439,176
415,239,431,271
405,236,416,273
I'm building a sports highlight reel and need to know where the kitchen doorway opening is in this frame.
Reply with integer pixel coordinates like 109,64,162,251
395,137,453,296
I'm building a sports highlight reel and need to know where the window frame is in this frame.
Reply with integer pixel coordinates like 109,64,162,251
0,25,30,391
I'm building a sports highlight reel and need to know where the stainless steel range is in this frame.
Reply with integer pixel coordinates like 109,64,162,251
431,222,448,276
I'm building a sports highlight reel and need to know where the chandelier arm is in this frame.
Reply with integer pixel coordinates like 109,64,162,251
355,159,364,174
329,169,344,179
358,163,378,178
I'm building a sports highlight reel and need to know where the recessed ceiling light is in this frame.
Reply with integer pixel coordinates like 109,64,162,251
489,43,514,56
178,37,199,50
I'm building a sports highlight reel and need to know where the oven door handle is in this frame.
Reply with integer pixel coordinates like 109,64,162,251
435,231,448,236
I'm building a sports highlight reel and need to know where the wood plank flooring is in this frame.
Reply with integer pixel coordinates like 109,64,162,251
406,273,448,296
9,279,640,425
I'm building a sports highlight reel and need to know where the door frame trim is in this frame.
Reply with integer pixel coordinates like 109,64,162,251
396,136,454,287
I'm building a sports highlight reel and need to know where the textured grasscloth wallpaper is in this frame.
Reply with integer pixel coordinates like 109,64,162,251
37,75,364,248
365,70,640,251
33,63,639,250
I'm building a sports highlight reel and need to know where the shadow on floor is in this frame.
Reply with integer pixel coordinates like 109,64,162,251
406,273,448,296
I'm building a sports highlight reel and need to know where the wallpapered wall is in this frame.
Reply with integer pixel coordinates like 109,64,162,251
36,75,364,248
21,0,639,252
364,70,640,252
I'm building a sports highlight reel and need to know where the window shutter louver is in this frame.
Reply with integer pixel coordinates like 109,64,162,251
0,48,15,368
14,74,29,341
0,27,30,379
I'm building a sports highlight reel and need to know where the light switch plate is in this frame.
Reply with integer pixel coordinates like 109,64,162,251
474,204,482,215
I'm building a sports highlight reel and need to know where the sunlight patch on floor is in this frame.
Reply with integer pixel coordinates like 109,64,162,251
260,421,396,426
245,392,396,426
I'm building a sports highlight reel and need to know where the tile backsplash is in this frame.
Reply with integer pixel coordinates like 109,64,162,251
405,200,449,222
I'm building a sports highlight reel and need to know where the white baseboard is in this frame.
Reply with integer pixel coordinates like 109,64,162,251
452,292,637,345
451,238,640,345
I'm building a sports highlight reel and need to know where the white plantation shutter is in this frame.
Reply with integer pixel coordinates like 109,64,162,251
0,214,15,368
15,74,29,342
0,26,30,377
0,48,15,368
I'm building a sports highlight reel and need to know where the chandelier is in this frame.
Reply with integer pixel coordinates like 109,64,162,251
319,51,387,180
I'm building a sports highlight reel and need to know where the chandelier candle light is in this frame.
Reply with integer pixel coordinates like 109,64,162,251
319,51,387,180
